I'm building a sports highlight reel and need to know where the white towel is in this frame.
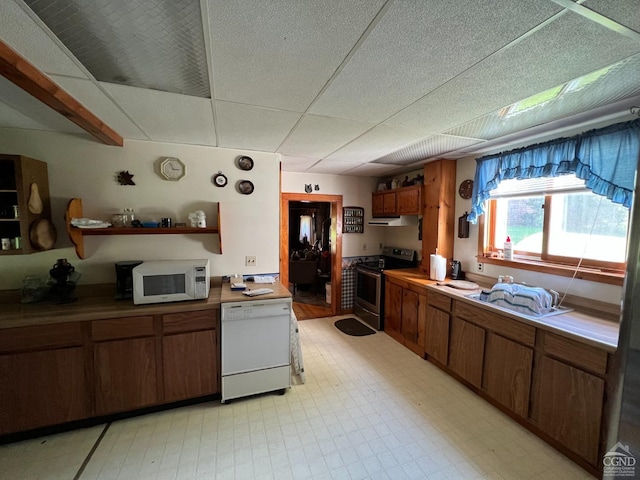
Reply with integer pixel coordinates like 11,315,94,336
487,283,553,316
290,311,305,383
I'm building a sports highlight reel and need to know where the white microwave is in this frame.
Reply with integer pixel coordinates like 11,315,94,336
132,259,210,305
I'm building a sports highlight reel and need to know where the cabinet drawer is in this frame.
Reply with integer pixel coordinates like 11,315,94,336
427,292,451,312
163,310,217,334
0,322,82,353
541,332,608,376
91,316,155,341
454,301,535,347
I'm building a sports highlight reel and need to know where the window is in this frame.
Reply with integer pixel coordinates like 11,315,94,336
482,176,628,272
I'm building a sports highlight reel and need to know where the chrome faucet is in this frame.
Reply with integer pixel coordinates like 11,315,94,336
548,289,559,308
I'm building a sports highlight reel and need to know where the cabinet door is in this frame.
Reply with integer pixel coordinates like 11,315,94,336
448,317,485,388
483,332,533,418
397,186,421,215
94,337,158,415
535,356,604,466
401,289,419,343
385,281,402,333
0,347,87,434
382,192,397,215
163,330,218,402
372,193,384,217
425,305,450,364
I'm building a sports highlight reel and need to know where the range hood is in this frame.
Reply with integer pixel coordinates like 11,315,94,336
368,216,418,227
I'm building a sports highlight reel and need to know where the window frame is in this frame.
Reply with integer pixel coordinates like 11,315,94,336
478,193,626,286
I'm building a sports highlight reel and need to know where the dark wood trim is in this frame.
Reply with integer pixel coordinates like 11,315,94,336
0,40,123,147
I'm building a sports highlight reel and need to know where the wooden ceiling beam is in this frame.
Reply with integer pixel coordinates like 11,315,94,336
0,39,123,147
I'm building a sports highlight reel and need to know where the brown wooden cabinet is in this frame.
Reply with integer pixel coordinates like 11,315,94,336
0,322,87,435
482,332,533,418
384,277,426,356
448,316,485,388
0,154,52,255
421,159,456,276
162,310,218,402
425,293,451,365
372,185,421,217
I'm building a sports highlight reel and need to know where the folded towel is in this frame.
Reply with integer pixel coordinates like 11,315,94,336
487,283,553,316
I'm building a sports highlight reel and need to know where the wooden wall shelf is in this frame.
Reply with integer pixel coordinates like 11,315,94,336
65,198,221,259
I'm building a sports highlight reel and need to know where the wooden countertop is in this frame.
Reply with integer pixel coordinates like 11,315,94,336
0,284,222,330
384,268,619,352
220,281,292,303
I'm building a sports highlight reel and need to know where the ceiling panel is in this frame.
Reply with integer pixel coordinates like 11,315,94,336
1,0,88,78
447,53,640,141
215,101,301,152
580,0,640,34
25,0,210,98
278,115,374,159
103,84,217,145
341,162,407,177
374,135,485,165
307,160,368,175
50,76,148,140
310,0,562,123
385,12,640,134
326,125,429,163
0,76,84,133
207,0,386,112
280,155,319,172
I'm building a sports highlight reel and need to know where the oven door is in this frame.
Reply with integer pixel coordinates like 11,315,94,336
355,263,382,306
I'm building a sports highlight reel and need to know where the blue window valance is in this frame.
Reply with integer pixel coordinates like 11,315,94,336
468,119,640,223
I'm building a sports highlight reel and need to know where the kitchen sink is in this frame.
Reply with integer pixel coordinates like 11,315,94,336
465,292,573,320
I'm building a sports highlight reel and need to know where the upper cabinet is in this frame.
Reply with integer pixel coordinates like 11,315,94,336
372,185,421,217
0,154,53,255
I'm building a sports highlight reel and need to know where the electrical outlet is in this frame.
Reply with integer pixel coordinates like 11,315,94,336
245,256,256,266
477,262,483,272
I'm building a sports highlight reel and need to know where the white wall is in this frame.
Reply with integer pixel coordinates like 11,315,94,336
453,155,622,305
281,172,386,258
0,128,281,289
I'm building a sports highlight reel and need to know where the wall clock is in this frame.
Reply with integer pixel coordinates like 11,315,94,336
160,157,186,181
458,179,474,199
213,171,228,187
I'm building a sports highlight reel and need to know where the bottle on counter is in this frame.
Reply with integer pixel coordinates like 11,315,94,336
504,236,513,260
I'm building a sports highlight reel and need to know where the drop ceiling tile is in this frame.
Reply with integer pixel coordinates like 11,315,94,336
342,163,407,177
207,0,386,111
0,76,84,133
325,125,429,163
374,135,484,165
307,160,367,175
447,53,640,141
0,101,58,131
215,101,301,152
385,12,640,133
1,0,87,77
309,0,561,123
581,0,640,34
50,76,147,140
280,155,319,172
278,115,374,158
102,84,216,145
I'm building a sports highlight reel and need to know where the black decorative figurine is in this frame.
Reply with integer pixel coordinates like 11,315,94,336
48,258,79,304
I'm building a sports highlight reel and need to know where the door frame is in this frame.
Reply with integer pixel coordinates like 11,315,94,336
280,193,343,316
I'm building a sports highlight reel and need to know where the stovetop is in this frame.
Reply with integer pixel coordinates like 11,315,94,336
356,246,416,273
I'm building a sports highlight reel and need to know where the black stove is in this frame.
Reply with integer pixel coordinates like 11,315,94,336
354,247,417,331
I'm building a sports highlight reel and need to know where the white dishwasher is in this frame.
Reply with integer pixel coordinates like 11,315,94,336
221,298,292,403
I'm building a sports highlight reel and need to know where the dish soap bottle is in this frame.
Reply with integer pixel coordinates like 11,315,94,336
504,236,513,260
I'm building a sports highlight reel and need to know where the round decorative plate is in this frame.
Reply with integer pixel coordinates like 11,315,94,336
29,218,57,251
213,171,228,187
238,180,254,195
237,156,254,171
458,179,474,199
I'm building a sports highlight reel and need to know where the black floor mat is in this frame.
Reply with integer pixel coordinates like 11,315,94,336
334,318,376,336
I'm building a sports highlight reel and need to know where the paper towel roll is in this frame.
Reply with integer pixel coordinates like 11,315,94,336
429,254,437,280
433,254,446,281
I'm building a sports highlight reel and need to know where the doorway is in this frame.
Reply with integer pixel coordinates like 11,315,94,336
280,193,343,320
